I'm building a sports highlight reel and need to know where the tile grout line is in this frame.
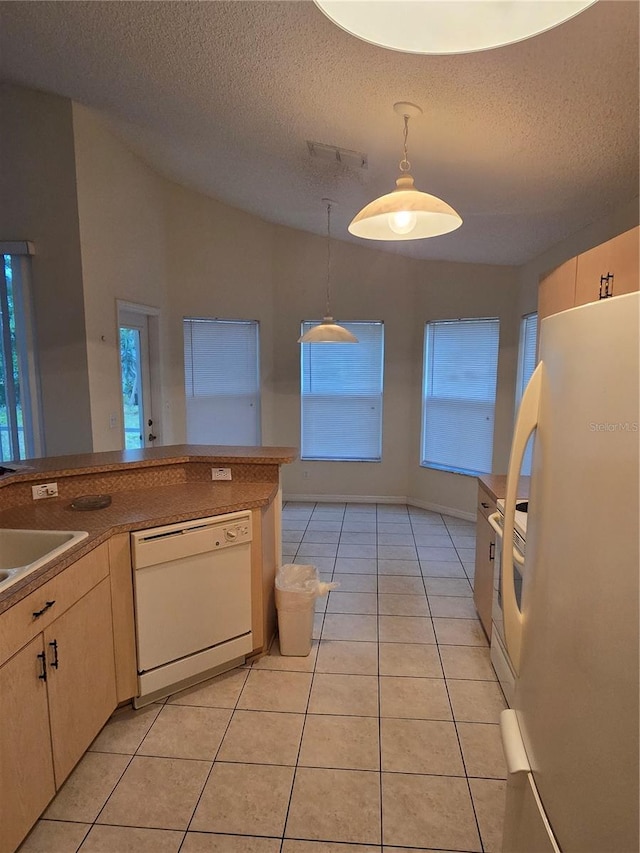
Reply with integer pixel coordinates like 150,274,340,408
375,503,384,849
278,500,343,850
178,663,250,844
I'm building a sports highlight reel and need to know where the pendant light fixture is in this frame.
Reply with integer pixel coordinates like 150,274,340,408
298,200,358,343
314,1,596,55
349,102,462,242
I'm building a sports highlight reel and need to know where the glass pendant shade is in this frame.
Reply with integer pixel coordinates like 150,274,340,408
314,1,596,55
349,174,462,241
298,200,358,344
298,317,358,343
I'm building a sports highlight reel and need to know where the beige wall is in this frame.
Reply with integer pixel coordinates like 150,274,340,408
0,85,93,456
72,104,173,451
163,182,276,447
3,87,636,516
273,227,417,500
407,261,519,517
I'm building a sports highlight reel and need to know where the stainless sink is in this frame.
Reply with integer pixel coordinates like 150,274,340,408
0,529,89,592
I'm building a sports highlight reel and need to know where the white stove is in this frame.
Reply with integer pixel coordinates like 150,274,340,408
492,498,529,705
496,498,528,556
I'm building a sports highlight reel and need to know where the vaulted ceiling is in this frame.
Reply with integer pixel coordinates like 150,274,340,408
0,1,638,264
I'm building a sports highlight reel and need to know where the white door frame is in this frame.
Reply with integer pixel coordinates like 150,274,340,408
116,300,162,449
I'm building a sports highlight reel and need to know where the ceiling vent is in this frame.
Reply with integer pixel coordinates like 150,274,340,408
307,140,368,169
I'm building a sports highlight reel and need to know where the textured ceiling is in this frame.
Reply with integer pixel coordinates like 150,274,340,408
0,0,638,265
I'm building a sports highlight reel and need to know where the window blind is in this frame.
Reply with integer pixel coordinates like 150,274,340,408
421,318,500,475
516,313,538,475
183,318,261,445
300,321,384,461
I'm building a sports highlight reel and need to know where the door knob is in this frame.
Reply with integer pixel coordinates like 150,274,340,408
148,432,157,442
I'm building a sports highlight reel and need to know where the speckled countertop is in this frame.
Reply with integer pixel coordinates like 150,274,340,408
478,474,531,503
0,444,297,485
0,445,296,615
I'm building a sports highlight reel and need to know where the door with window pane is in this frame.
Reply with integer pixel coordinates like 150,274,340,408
119,310,154,450
300,321,384,461
0,252,41,461
183,319,261,445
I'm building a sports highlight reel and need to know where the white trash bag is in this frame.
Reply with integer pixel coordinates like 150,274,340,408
275,564,338,656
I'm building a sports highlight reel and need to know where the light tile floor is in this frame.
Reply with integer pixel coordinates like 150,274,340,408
19,502,507,853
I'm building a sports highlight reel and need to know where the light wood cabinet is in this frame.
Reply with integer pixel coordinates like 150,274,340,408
45,577,117,785
539,226,639,326
108,533,137,702
575,226,639,305
0,544,117,852
250,498,278,656
0,636,56,853
473,484,497,640
538,256,576,325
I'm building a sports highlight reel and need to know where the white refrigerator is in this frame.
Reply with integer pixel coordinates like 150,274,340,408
498,291,639,852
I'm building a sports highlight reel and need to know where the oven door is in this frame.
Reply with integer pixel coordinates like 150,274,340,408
488,513,524,705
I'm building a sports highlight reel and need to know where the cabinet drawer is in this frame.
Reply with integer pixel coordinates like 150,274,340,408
477,489,496,521
0,542,109,666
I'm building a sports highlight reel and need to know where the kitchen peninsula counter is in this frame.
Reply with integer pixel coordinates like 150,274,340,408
478,473,530,504
0,444,296,614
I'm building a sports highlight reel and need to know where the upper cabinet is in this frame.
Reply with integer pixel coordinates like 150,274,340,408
575,226,639,305
538,256,577,323
539,226,639,323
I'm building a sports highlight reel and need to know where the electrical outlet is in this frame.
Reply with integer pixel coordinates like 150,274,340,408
109,412,118,429
32,482,59,500
211,467,232,481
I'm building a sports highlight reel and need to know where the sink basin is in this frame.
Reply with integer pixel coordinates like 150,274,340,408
0,529,89,592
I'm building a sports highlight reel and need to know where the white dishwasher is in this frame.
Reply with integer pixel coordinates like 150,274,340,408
131,510,253,707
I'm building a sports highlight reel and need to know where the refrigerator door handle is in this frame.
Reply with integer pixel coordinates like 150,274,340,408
503,362,543,674
500,709,531,775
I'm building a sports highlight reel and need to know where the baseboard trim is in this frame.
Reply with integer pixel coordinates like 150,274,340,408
405,496,475,522
282,492,476,522
283,493,407,505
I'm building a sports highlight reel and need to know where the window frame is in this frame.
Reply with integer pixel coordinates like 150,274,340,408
420,316,500,476
183,317,261,446
0,242,42,461
515,311,538,475
299,319,384,462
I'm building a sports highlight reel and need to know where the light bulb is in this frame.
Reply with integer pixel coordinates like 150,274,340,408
388,209,417,235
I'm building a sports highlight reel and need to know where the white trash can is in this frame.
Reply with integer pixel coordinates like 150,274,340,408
275,563,337,656
275,586,316,656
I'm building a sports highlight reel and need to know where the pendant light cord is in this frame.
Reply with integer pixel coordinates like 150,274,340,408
325,201,332,317
399,114,411,172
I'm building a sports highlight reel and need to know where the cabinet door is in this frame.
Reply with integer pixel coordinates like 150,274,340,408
575,226,639,306
538,257,577,324
473,514,495,640
0,636,56,853
44,577,117,786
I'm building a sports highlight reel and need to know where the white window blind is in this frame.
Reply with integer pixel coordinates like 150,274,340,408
300,321,384,461
421,318,500,475
183,318,261,445
516,313,538,475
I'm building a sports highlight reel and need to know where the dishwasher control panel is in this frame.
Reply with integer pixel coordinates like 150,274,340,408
131,510,253,570
215,520,251,548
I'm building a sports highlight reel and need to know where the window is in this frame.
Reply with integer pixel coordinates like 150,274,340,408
300,321,384,461
516,313,538,475
183,318,261,445
421,318,500,475
0,245,41,461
